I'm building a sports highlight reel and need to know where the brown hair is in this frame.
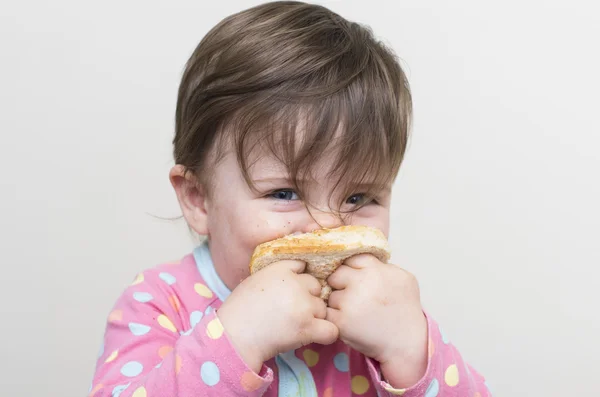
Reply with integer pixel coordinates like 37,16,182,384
173,1,412,213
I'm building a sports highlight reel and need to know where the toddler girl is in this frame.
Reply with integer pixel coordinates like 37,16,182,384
89,2,491,396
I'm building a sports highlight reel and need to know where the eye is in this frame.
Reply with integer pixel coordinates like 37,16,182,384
270,189,299,201
346,193,376,206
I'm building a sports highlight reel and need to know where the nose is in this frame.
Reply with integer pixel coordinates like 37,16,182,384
301,209,345,233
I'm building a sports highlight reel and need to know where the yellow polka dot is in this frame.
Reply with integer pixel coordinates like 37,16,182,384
322,387,334,397
88,384,103,396
158,314,177,332
104,349,118,363
175,354,183,375
169,295,181,313
206,318,224,339
241,371,263,392
385,387,406,395
194,283,213,298
351,375,370,395
108,309,122,323
428,336,434,358
445,364,460,387
302,349,319,367
131,273,144,285
158,345,173,359
132,386,147,397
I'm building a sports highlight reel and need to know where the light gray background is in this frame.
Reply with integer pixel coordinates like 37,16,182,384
1,1,598,396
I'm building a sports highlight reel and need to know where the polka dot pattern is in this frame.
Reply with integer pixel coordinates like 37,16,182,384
105,349,118,363
133,292,153,303
111,383,130,397
131,273,144,285
120,361,144,377
333,352,349,372
129,322,151,336
351,375,370,395
159,272,176,285
241,371,263,392
132,386,147,397
195,283,213,298
158,345,173,359
204,305,214,315
206,318,224,339
169,295,181,313
89,384,103,396
428,337,435,358
444,364,459,387
200,361,220,386
190,311,203,328
175,354,183,374
323,387,334,397
158,314,177,332
108,309,123,322
439,325,449,344
302,349,319,367
424,378,439,397
385,387,406,396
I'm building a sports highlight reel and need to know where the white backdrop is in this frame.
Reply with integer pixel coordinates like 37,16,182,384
1,1,599,396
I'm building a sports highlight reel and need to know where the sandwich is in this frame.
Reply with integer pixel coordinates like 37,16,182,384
249,225,391,300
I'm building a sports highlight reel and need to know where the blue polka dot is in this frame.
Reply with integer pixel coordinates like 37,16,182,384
204,306,214,316
133,292,153,303
159,272,176,285
120,361,144,377
439,325,449,344
128,322,151,336
88,383,92,393
424,378,439,397
96,341,104,358
200,361,220,386
180,329,193,336
155,362,162,369
112,383,130,397
190,311,203,328
333,352,349,372
485,380,492,394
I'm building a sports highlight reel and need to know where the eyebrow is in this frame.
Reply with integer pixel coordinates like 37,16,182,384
251,177,391,193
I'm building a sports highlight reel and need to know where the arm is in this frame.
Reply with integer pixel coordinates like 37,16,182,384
88,271,273,397
366,313,492,397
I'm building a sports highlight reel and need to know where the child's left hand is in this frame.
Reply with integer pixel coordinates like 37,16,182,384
326,254,428,389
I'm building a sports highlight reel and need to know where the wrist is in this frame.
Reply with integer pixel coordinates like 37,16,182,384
216,307,266,373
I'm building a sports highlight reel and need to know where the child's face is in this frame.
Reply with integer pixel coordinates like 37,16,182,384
182,147,391,291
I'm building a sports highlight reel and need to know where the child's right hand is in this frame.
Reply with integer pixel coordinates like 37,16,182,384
217,260,339,373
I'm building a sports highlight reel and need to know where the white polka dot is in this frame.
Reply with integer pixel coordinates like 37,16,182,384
159,272,177,285
200,361,220,386
333,352,349,372
190,311,203,328
424,378,439,397
112,383,131,397
129,322,151,336
120,361,144,377
133,292,153,303
439,325,449,344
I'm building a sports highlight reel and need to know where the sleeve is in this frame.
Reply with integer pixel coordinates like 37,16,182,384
365,312,492,397
88,272,273,397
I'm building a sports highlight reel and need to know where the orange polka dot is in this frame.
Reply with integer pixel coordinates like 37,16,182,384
474,393,482,397
241,371,263,392
322,387,334,397
428,336,435,358
175,354,183,374
158,345,173,359
88,384,103,396
108,309,122,323
169,295,181,313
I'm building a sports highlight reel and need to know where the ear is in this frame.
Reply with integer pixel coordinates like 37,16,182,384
169,165,209,236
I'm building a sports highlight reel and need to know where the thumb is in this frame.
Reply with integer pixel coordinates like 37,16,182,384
303,319,339,346
277,260,307,274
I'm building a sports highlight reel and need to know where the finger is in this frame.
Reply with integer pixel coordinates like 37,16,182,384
325,307,343,328
296,273,322,297
305,319,339,346
327,290,345,310
312,296,328,319
327,265,356,290
343,253,381,270
276,260,307,274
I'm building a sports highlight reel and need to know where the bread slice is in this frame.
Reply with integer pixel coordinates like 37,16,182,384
249,225,391,300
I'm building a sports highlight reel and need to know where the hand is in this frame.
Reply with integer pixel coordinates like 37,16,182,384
326,254,428,388
217,260,339,373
